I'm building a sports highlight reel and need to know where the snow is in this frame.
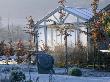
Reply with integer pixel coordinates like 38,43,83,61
25,74,110,82
0,65,110,82
100,50,110,53
81,68,110,77
0,56,17,64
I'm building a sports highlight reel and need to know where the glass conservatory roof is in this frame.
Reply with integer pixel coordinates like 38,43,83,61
65,7,95,21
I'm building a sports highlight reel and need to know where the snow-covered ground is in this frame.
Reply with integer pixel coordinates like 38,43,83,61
55,67,110,77
0,64,110,82
25,74,110,82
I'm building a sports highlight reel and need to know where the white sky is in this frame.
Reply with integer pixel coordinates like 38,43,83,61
0,0,109,25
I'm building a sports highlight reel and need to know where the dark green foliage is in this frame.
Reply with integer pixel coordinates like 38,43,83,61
9,70,26,82
103,15,110,27
69,68,82,76
103,15,110,37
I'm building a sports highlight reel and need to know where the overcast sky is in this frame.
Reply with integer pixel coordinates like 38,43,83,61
0,0,109,25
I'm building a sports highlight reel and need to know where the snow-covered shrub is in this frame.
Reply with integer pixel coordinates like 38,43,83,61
9,70,26,82
69,68,82,76
1,66,11,73
0,78,10,82
11,66,21,70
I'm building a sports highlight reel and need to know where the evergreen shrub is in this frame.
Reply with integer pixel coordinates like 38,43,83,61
69,68,82,76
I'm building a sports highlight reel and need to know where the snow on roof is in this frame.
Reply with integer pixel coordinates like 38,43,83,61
102,4,110,12
65,7,94,20
35,6,94,26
